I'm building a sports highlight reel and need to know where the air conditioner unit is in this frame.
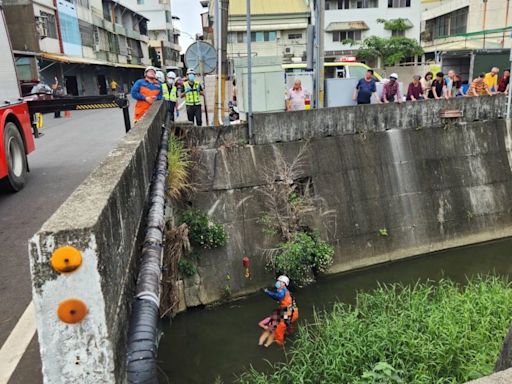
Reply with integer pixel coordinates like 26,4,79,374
127,54,133,62
283,46,294,56
94,43,101,52
35,16,48,39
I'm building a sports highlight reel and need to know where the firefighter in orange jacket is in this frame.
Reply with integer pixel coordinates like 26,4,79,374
131,66,163,123
263,275,299,345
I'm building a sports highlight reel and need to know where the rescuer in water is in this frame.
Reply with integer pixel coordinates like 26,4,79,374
262,275,299,345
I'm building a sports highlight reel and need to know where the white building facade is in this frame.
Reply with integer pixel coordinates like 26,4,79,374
122,0,182,68
208,0,311,64
324,0,421,60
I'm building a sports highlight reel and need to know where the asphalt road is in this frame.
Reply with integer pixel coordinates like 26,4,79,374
0,105,132,383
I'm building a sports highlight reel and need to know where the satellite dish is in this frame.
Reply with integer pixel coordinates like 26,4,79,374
184,41,217,75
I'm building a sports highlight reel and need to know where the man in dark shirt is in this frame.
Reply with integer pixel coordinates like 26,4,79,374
428,72,447,99
353,69,379,105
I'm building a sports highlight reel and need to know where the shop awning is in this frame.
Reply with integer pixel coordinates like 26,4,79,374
114,63,146,69
40,52,111,66
325,21,369,32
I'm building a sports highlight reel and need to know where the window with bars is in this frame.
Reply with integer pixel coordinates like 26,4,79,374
73,0,89,8
326,0,376,9
392,29,405,37
388,0,411,8
332,30,362,42
425,6,468,39
40,11,57,39
250,31,276,42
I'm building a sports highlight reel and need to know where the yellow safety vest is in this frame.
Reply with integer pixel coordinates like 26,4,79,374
184,80,202,106
162,83,177,102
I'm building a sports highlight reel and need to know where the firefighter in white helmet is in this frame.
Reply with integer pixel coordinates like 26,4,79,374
130,66,162,123
261,275,299,346
162,71,178,123
181,68,204,126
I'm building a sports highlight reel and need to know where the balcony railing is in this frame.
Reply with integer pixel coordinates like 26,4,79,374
92,14,104,28
114,24,126,36
126,29,141,40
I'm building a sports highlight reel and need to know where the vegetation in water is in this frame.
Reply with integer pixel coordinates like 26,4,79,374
238,276,512,384
181,209,227,249
166,134,193,201
267,232,334,287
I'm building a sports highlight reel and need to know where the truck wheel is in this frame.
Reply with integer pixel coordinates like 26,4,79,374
0,122,27,192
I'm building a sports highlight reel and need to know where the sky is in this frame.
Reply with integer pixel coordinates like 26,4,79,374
172,0,205,53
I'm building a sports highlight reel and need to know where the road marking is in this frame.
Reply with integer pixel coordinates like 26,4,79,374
0,301,37,384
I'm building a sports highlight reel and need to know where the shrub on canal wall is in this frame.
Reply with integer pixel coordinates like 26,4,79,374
238,276,512,384
181,209,228,249
268,232,334,287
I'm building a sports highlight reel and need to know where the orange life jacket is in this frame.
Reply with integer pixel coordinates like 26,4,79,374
279,289,292,309
274,307,299,346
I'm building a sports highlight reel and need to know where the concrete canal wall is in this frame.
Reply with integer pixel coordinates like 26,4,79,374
28,102,165,383
176,95,512,308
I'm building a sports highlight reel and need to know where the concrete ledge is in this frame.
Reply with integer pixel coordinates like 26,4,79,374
465,368,512,383
173,122,248,148
28,102,165,383
252,95,506,145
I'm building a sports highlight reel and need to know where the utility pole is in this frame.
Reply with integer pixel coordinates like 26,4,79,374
507,34,512,119
246,0,253,139
314,0,325,108
318,0,324,108
214,0,229,126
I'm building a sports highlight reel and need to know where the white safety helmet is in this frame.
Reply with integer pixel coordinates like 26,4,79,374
390,73,398,80
144,66,157,76
277,275,290,287
155,70,165,83
166,71,177,80
186,68,196,75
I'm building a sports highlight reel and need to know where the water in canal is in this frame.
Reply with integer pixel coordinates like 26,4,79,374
158,238,512,383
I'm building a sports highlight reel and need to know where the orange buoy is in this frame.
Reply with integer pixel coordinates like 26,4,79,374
57,299,88,324
50,246,82,273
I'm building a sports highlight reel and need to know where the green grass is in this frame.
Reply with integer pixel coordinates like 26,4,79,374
167,134,192,201
238,276,512,384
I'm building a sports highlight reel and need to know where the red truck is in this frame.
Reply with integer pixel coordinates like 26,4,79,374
0,3,35,192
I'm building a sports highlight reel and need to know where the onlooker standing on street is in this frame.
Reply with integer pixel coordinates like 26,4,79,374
51,76,65,118
287,79,310,111
406,75,424,101
420,72,433,99
484,67,500,94
429,72,448,100
182,68,204,126
162,71,178,123
497,69,510,94
353,69,379,105
110,79,118,94
381,73,402,103
131,66,162,123
468,73,493,97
